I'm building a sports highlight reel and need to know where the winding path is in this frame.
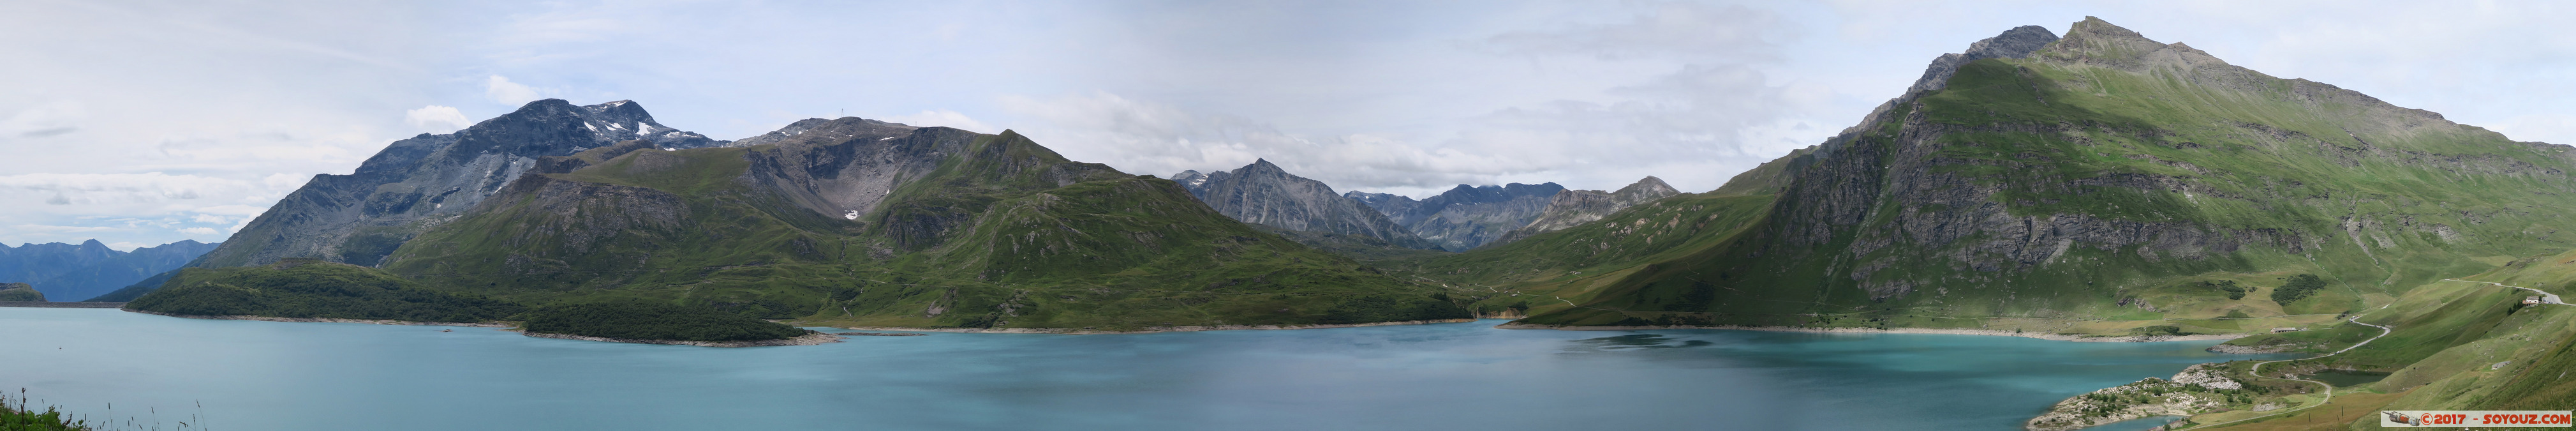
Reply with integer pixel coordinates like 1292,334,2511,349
2175,280,2563,430
2443,279,2568,306
2175,316,2392,430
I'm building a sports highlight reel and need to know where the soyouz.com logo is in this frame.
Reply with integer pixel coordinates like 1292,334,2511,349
2380,411,2573,427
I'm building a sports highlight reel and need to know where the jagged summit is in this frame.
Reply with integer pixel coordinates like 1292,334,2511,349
2032,17,2232,73
1344,181,1566,252
1486,176,1681,247
1171,160,1429,248
1906,25,2059,94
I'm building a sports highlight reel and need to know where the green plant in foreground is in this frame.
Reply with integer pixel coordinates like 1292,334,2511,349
2,389,88,431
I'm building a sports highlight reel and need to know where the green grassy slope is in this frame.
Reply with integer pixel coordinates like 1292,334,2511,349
122,259,522,323
521,301,809,342
381,130,1460,330
1489,19,2576,335
2169,255,2576,430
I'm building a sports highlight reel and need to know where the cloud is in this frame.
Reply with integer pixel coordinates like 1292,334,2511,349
486,75,541,104
882,110,996,133
12,224,117,233
1481,1,1791,61
1004,92,1538,195
0,101,87,139
0,172,305,246
404,105,472,132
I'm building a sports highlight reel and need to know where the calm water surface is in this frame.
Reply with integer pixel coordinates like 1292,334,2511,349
2,308,2288,430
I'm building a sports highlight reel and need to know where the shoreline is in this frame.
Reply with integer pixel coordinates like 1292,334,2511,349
1493,322,2251,343
522,331,843,347
834,318,1479,335
124,309,512,328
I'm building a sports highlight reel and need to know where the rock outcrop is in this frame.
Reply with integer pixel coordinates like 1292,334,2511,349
2024,364,2247,431
1487,176,1680,247
1171,160,1431,248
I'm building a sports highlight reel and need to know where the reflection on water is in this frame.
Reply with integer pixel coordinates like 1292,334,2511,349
1567,333,1715,351
1,310,2292,431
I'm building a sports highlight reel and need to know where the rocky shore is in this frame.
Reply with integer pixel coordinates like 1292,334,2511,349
1494,323,2251,343
2024,363,2247,431
522,331,843,347
837,319,1479,335
125,310,511,327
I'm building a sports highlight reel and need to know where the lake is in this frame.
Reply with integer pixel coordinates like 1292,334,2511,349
1,308,2288,430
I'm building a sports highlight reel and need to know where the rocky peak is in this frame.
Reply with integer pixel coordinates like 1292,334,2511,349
1906,25,2060,94
1169,170,1214,195
189,99,726,269
1612,176,1678,200
2032,17,2231,73
727,117,919,148
1172,160,1429,248
1488,176,1684,247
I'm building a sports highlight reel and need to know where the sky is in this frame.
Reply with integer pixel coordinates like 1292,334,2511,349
4,0,2573,250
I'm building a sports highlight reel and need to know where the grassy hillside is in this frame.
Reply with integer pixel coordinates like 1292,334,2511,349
382,130,1461,330
122,259,522,323
2147,252,2576,430
521,301,808,342
1476,19,2576,335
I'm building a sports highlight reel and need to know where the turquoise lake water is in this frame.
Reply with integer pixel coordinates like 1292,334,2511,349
1,308,2290,430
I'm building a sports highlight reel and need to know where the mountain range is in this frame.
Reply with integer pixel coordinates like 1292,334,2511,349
69,16,2576,427
114,103,1469,329
107,17,2576,344
0,239,215,301
1344,183,1564,252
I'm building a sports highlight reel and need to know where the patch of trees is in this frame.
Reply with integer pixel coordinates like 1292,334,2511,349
2196,280,2245,300
1318,293,1473,324
2270,274,2327,305
0,283,43,301
124,264,522,323
521,301,806,342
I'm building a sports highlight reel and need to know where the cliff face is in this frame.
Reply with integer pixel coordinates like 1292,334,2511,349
1488,176,1680,247
1171,160,1431,248
189,100,723,270
1347,183,1566,252
1502,17,2576,328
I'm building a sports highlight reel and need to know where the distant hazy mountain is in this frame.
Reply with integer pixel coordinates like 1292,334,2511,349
1486,176,1680,247
188,99,724,270
0,239,216,301
1345,183,1566,252
1170,160,1432,249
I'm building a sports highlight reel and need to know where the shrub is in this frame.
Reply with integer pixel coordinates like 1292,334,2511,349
521,301,806,342
2270,275,2327,305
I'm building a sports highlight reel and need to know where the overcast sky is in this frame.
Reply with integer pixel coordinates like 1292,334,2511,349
6,0,2572,250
